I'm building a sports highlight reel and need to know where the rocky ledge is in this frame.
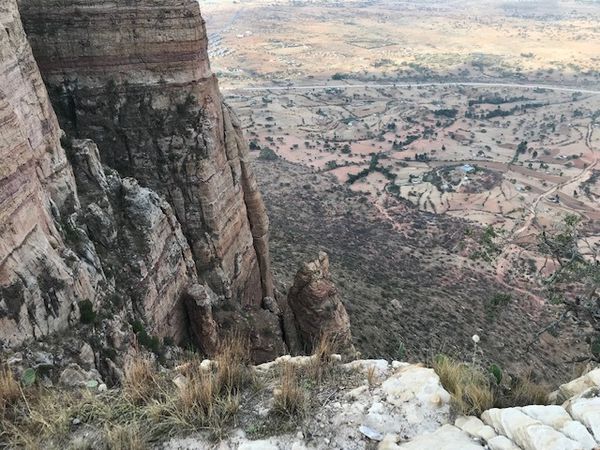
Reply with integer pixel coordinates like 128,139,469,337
166,360,600,450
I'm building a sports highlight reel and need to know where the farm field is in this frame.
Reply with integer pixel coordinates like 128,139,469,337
200,0,600,380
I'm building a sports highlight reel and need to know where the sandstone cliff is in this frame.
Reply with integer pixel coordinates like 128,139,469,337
288,252,354,355
1,0,287,364
18,0,275,308
0,0,101,345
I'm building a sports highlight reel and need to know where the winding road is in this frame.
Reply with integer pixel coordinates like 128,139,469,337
223,81,600,96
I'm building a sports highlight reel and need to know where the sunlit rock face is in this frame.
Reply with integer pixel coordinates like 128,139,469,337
18,0,275,308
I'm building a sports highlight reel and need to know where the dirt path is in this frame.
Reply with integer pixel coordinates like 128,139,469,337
512,122,597,239
492,122,598,290
224,81,600,96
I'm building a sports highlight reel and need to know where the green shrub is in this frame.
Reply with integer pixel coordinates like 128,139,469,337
489,364,503,384
258,148,279,161
78,300,96,324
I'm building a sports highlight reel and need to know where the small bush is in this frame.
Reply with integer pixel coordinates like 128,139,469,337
131,320,161,354
258,147,279,161
489,364,503,384
78,300,96,324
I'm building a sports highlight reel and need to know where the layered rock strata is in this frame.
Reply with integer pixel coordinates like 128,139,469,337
0,2,195,347
18,0,275,308
288,252,354,355
0,1,100,346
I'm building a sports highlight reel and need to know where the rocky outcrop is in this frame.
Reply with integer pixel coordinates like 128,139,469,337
182,283,219,355
0,0,101,346
1,0,287,362
168,358,454,450
288,252,354,354
67,139,197,345
164,360,600,450
18,0,275,308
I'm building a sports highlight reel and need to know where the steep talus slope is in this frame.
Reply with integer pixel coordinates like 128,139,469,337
18,0,274,307
255,158,587,383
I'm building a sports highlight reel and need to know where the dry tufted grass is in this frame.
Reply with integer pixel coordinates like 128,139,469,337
0,365,21,416
433,355,495,416
307,333,337,382
505,370,550,406
272,363,307,418
123,354,158,404
433,355,551,415
104,423,147,450
215,333,252,394
366,365,378,387
0,335,254,448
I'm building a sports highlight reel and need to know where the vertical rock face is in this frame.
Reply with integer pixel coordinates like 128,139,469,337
0,0,286,362
18,0,275,308
67,139,198,345
288,252,354,355
0,0,101,345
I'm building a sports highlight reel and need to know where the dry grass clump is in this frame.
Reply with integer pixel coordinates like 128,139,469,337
179,370,216,417
0,337,255,448
123,355,159,404
215,333,252,394
433,355,551,415
104,423,147,450
272,363,307,418
0,387,79,449
0,365,21,416
505,371,550,406
151,335,249,440
433,355,495,416
307,333,337,382
366,365,378,387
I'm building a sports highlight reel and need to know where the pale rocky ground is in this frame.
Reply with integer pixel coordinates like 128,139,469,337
163,357,600,450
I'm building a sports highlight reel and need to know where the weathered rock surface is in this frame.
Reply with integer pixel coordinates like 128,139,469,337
18,0,275,309
7,0,289,361
0,0,290,366
167,359,453,450
162,359,600,450
67,138,198,345
0,0,101,346
288,252,354,354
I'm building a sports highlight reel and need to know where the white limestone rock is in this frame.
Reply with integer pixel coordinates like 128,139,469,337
487,435,522,450
564,387,600,443
344,359,390,377
392,424,486,449
520,404,597,449
558,369,600,401
362,365,451,438
455,415,498,441
482,408,581,450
